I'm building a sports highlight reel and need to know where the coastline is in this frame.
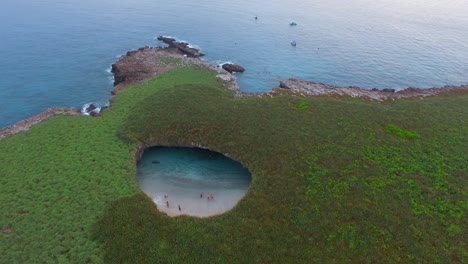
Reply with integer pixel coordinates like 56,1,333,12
1,40,467,139
275,78,468,101
0,108,80,139
108,41,468,101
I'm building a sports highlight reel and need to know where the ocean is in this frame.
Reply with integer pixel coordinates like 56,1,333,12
1,0,467,128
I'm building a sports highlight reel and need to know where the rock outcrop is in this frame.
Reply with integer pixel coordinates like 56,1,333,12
157,36,204,58
111,46,162,87
109,46,222,100
222,63,245,73
278,78,468,101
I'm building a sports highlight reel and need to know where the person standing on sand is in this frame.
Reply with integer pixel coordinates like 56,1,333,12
166,201,169,208
200,192,203,198
178,205,181,211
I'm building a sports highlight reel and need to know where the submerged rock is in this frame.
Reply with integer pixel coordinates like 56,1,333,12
222,63,245,73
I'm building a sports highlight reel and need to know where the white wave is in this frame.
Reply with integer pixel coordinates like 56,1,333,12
157,35,176,40
157,35,199,49
105,66,115,83
216,61,234,68
152,195,164,205
187,44,201,49
81,102,101,115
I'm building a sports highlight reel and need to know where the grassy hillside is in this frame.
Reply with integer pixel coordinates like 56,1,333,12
1,66,466,263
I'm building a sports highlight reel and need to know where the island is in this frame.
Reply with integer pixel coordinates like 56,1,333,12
0,39,466,263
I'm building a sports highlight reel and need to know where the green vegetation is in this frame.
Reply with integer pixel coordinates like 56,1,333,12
295,101,309,110
386,124,420,139
0,65,466,263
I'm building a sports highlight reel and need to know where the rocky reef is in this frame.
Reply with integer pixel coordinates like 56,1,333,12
222,63,245,73
157,36,204,58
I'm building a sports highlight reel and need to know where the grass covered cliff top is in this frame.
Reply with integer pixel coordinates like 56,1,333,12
0,65,467,263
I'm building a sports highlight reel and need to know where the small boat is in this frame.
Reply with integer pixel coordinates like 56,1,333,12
291,41,297,46
290,22,297,26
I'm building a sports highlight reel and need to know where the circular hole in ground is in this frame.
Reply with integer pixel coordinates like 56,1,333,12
137,146,252,217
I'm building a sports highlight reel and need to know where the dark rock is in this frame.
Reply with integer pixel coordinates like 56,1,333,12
371,88,379,91
81,103,101,117
85,104,98,113
222,63,245,73
279,81,290,89
401,87,420,93
157,36,204,58
111,64,125,86
382,89,395,93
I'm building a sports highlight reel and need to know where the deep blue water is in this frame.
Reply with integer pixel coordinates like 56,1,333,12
1,0,467,128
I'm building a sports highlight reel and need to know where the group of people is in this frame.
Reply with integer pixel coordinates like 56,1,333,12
200,192,215,200
164,195,182,211
162,192,216,213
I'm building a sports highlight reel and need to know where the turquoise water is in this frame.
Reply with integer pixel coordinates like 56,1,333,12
137,147,251,217
1,0,468,127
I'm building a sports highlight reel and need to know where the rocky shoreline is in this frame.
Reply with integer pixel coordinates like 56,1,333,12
277,79,468,101
109,42,243,99
1,38,467,139
0,108,81,139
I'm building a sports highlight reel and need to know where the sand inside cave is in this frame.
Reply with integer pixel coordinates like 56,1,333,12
137,147,252,217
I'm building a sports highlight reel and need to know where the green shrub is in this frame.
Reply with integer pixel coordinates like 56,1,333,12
386,124,420,139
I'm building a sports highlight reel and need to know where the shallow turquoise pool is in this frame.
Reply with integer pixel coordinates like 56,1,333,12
137,147,252,217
